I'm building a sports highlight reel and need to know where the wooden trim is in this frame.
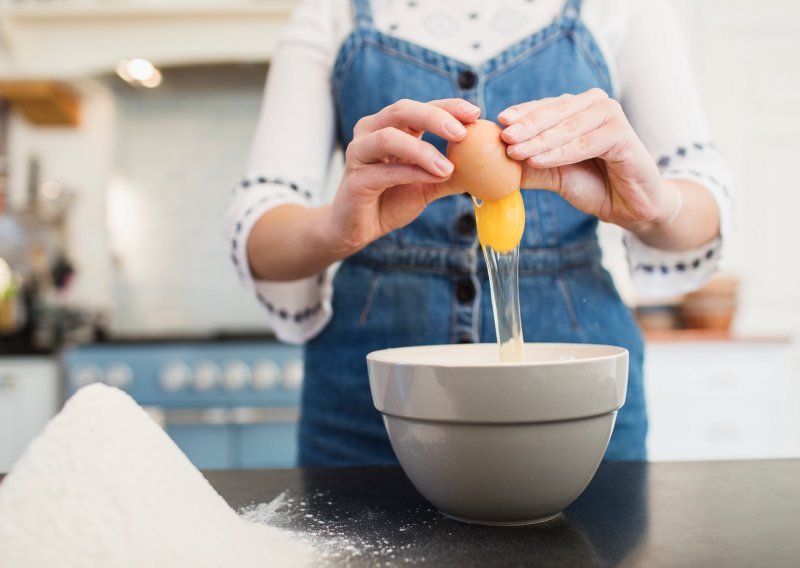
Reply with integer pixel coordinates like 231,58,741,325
644,329,793,344
0,81,80,126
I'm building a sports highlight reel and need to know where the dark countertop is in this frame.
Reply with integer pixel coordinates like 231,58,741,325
3,460,799,566
204,460,800,567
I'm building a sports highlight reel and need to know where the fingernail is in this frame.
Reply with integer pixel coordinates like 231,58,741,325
504,123,524,141
499,108,518,122
459,102,481,115
506,144,523,159
444,120,467,137
434,157,454,175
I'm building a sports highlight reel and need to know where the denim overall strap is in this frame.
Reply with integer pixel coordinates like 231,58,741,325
301,0,647,467
563,0,583,19
352,0,374,27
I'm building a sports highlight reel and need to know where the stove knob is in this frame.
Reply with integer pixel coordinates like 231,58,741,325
74,365,102,389
160,362,191,392
252,360,279,390
105,364,133,390
194,361,221,392
282,358,304,390
222,360,252,391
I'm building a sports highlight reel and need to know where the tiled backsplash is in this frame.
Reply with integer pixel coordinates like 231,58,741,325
109,66,272,334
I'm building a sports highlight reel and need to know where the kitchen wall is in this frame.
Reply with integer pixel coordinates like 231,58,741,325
4,0,799,342
672,0,800,338
7,69,271,335
602,0,800,341
108,65,269,334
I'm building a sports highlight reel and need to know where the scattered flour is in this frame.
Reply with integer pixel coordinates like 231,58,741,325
239,490,426,566
0,384,311,568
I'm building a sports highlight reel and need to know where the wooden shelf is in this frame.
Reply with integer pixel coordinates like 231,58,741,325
0,81,80,126
644,328,792,343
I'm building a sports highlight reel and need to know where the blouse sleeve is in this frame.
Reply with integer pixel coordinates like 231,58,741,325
614,0,734,299
225,0,347,344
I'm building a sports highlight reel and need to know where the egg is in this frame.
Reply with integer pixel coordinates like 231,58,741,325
448,122,526,362
446,119,522,201
474,190,526,254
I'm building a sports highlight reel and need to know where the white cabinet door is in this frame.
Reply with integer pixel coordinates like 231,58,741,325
645,341,799,461
0,358,60,472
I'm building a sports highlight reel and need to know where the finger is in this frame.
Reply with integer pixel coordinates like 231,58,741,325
506,99,614,161
499,88,610,144
348,127,453,176
356,98,479,143
420,176,466,203
497,96,555,125
526,122,631,168
405,99,480,144
427,98,482,124
356,162,448,191
498,90,606,125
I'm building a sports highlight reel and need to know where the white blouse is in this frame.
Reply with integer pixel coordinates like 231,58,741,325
226,0,734,344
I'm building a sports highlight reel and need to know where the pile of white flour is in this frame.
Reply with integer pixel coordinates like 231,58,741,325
0,384,311,567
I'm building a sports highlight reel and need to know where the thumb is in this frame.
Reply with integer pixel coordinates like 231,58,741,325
521,163,560,192
422,176,467,203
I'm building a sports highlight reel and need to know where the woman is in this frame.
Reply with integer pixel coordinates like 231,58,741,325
227,0,732,465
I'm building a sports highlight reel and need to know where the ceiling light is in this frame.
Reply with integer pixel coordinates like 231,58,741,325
139,70,163,89
126,58,155,81
116,58,163,89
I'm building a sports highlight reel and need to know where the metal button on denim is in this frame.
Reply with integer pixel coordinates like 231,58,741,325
456,214,476,236
458,70,477,89
455,279,476,303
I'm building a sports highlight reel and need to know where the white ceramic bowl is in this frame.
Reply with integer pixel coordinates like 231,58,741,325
367,343,628,525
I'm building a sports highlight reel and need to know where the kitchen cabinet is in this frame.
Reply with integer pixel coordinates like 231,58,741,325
0,356,59,472
644,337,799,461
0,0,293,80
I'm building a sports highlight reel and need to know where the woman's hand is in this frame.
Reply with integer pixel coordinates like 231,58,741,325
328,98,481,254
248,98,479,282
498,88,681,233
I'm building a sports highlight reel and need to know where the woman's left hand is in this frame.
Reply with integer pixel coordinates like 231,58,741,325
498,88,680,232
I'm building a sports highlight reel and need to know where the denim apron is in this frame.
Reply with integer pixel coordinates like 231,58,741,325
300,0,647,465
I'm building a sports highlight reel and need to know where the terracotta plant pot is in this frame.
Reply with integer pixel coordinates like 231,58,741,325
679,277,740,331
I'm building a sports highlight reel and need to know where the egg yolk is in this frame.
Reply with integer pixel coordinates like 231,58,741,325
474,190,526,254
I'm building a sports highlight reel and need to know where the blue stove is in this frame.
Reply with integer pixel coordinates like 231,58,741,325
63,340,303,470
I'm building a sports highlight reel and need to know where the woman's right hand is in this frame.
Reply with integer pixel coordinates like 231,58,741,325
327,98,481,254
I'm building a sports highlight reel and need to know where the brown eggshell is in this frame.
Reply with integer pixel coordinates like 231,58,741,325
446,119,522,201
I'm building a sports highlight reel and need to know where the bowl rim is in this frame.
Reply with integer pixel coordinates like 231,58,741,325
367,342,627,368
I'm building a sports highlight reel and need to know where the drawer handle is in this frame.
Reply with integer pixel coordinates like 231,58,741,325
158,406,299,426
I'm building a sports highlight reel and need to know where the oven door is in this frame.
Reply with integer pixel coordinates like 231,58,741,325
148,406,299,470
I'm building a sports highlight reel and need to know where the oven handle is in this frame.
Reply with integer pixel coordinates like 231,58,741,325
145,406,300,427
